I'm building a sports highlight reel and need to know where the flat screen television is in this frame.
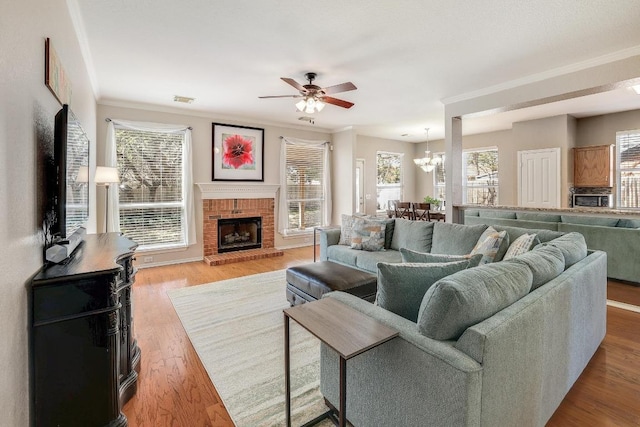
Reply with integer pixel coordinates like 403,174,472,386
52,104,90,241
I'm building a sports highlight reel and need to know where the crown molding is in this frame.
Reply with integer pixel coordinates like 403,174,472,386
66,0,100,99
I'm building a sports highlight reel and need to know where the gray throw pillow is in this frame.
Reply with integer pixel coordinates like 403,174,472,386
376,261,470,322
617,218,640,229
390,219,434,252
506,245,565,290
399,248,483,268
534,232,587,268
338,214,356,245
431,223,488,255
417,262,533,340
561,215,620,227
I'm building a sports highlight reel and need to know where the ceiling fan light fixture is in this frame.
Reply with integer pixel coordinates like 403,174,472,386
315,99,325,111
632,85,640,95
295,99,306,111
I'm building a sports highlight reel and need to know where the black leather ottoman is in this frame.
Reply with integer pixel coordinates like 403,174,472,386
286,261,377,306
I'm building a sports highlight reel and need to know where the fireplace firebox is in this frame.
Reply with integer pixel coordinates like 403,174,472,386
217,217,262,253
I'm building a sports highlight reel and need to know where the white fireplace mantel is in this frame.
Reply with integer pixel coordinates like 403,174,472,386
196,182,280,200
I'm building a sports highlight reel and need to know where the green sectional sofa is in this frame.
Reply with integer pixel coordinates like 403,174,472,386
463,209,640,283
318,221,607,426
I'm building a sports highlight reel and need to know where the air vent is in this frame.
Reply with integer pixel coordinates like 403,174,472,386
298,116,315,124
173,95,195,104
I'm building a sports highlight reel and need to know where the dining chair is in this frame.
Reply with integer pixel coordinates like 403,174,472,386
395,202,413,220
412,203,431,221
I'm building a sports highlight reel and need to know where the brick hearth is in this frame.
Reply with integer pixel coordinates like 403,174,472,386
202,198,283,265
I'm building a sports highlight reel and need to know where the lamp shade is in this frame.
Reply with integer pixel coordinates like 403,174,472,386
95,166,120,184
76,166,89,183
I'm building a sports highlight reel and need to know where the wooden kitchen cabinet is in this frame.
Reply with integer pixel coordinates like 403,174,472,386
573,145,613,187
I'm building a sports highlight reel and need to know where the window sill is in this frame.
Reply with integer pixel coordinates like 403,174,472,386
136,244,189,254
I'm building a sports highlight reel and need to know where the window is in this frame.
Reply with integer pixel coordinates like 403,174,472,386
463,148,499,205
376,152,404,211
433,152,446,201
115,127,187,249
282,140,328,233
617,130,640,209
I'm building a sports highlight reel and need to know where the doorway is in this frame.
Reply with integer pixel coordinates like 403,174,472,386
355,159,365,214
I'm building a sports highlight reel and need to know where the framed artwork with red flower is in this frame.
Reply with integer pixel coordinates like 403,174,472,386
212,123,264,181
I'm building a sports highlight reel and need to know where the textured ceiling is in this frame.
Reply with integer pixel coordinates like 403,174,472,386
72,0,640,141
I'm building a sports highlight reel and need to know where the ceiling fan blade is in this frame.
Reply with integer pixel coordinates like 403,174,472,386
258,94,302,99
281,77,306,92
321,96,354,109
321,82,357,95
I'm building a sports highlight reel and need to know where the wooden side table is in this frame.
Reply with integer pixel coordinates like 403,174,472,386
283,298,398,427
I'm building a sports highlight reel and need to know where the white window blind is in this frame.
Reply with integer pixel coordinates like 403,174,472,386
115,127,186,248
376,151,404,211
463,148,499,205
617,130,640,209
284,142,326,232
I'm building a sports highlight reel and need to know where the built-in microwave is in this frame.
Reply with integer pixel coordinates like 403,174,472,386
572,194,612,208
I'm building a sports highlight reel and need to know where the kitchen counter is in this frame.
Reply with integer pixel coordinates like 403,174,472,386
454,204,640,218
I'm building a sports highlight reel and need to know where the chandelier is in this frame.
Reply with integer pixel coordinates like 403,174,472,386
413,128,441,172
295,96,326,114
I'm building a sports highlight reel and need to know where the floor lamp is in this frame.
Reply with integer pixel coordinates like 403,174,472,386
95,166,120,233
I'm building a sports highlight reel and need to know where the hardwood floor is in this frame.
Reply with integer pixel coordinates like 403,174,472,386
124,247,640,426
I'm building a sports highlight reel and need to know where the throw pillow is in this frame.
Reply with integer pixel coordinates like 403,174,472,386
338,214,356,246
350,217,386,251
470,226,509,264
390,219,434,252
399,248,483,268
506,245,565,290
376,261,470,322
417,262,533,340
502,233,537,260
534,232,587,268
431,223,488,255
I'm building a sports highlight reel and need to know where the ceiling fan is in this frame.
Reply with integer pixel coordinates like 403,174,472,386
259,72,357,113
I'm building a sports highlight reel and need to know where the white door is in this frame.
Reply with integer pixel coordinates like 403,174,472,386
518,148,561,208
355,159,365,214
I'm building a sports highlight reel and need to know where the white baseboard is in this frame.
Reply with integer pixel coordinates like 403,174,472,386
136,256,203,269
606,299,640,314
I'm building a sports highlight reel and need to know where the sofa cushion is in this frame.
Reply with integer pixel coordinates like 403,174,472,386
503,233,537,260
350,217,386,251
355,250,403,273
431,222,488,255
390,219,434,252
534,232,587,268
327,245,359,266
417,262,533,340
399,248,483,267
377,261,470,322
617,218,640,229
506,245,565,290
516,212,562,223
470,226,509,264
478,210,517,219
491,224,563,244
561,215,620,227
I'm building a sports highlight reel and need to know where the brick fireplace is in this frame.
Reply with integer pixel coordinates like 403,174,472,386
198,183,283,265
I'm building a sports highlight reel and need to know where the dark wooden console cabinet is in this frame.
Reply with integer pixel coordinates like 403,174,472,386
30,233,140,427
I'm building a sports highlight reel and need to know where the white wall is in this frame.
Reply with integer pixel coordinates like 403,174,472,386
330,128,357,223
0,1,97,425
96,103,332,262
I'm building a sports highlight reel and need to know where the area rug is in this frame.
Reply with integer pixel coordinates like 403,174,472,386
168,270,331,427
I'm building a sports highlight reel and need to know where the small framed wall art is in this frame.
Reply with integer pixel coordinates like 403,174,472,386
44,38,72,105
212,123,264,181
